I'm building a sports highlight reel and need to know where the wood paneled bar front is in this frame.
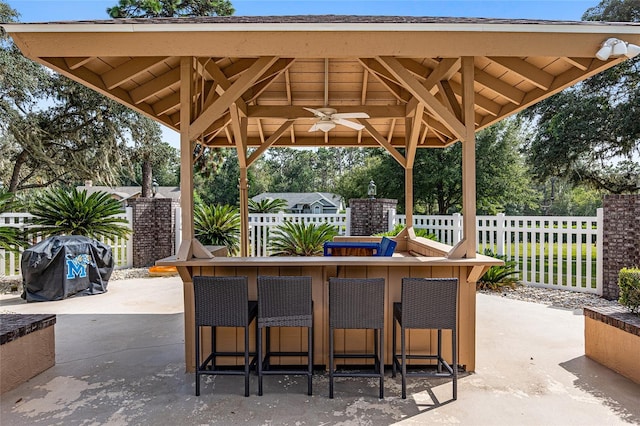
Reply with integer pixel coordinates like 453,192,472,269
158,238,501,373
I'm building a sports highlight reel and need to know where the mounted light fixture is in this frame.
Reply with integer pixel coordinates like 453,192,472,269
596,38,640,60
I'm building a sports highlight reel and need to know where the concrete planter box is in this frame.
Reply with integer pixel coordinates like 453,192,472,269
584,306,640,384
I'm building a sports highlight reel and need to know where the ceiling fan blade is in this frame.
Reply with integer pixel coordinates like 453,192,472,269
303,107,329,118
334,118,365,131
331,112,370,119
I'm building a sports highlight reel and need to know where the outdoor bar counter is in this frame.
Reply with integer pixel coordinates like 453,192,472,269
158,237,502,373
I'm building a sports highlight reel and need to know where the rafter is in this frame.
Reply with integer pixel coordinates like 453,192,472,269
189,56,278,140
102,57,168,90
359,119,406,167
562,57,592,71
65,57,92,70
423,58,461,91
130,67,180,104
487,57,554,90
247,105,406,119
247,120,294,166
473,67,525,105
358,58,409,103
377,56,466,140
201,58,248,116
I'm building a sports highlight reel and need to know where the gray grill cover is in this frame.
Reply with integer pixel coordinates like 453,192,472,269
21,235,114,302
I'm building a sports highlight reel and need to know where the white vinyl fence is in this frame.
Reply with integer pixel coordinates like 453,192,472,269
393,210,602,294
248,211,350,257
4,207,602,294
0,209,133,278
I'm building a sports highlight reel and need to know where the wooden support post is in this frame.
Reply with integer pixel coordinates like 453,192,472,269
176,57,195,261
449,56,477,259
239,167,249,257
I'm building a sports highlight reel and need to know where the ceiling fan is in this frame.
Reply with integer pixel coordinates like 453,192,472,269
303,107,370,133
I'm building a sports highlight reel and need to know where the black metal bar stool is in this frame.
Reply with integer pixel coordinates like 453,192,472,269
257,275,314,396
193,275,257,397
329,277,385,399
392,277,458,400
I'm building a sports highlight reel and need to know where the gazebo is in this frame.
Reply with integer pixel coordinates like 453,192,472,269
4,16,639,372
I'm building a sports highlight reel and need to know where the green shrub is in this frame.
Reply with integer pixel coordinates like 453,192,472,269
194,204,240,256
28,188,130,240
618,268,640,315
269,221,337,256
477,249,520,290
375,224,438,241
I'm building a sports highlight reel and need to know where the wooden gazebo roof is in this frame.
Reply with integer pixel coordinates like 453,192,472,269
4,16,639,258
4,16,639,149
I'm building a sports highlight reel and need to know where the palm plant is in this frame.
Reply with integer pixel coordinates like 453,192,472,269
28,188,130,240
269,221,338,256
248,198,288,213
194,204,241,255
477,249,520,290
0,191,27,251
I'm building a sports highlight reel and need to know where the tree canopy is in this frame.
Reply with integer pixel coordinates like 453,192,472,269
108,0,234,18
520,0,640,194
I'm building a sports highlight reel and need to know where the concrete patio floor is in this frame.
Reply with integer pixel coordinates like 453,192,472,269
1,276,639,425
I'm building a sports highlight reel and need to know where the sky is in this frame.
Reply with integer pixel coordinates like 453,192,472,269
3,0,603,146
6,0,600,25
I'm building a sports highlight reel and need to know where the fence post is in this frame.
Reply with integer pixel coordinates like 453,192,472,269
496,213,506,256
388,208,396,232
345,208,351,236
174,206,182,257
126,206,134,268
452,213,462,245
596,207,603,296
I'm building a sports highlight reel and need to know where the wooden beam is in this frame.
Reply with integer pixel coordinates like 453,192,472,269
358,58,408,103
438,80,462,121
473,67,525,105
562,57,592,71
405,102,424,169
377,56,466,140
247,105,406,119
204,135,452,148
488,57,554,91
449,56,477,259
102,56,168,90
130,67,180,105
65,57,92,70
176,57,195,261
201,58,248,116
247,120,294,166
423,58,461,91
189,56,278,140
359,119,406,167
151,92,180,116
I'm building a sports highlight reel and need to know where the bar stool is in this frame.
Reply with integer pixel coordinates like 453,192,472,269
257,275,314,396
329,277,385,399
392,277,458,400
193,276,257,397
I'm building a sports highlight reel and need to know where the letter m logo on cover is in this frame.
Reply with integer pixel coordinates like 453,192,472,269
66,254,92,279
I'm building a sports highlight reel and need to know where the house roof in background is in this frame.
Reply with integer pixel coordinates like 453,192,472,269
76,185,180,201
252,192,342,210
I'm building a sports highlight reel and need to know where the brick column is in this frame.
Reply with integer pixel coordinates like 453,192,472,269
349,198,397,236
129,198,179,268
602,194,640,300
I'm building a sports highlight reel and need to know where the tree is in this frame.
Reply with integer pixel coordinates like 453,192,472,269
0,191,27,250
108,0,234,18
0,2,140,193
336,121,536,215
520,0,640,193
27,188,131,239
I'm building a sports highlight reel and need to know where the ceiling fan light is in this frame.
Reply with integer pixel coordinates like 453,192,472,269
316,121,335,132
